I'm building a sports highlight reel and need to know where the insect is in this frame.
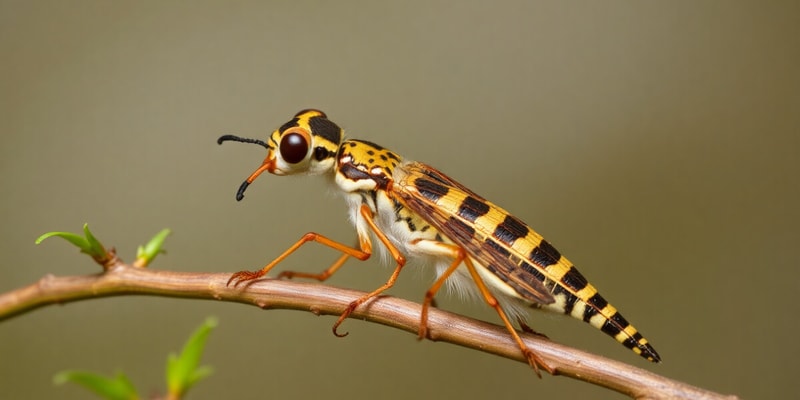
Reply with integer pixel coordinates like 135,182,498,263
218,109,660,376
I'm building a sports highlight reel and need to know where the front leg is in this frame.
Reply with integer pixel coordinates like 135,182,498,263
329,204,407,337
227,232,371,287
276,252,351,281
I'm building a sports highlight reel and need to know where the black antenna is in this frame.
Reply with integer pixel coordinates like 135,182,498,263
217,134,269,149
236,181,250,201
218,134,270,201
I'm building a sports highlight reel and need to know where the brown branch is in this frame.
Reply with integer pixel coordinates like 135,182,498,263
0,264,736,400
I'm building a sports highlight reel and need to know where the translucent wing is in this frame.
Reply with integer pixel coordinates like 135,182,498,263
393,161,567,305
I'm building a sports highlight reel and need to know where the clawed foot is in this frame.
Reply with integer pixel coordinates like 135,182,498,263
331,301,359,338
522,348,555,378
227,270,267,287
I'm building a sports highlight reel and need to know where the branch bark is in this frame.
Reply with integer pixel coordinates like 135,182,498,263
0,265,737,400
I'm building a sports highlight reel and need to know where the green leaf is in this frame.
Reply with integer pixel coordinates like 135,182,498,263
166,317,218,397
134,228,171,267
36,231,90,249
35,224,110,264
82,223,107,259
54,370,138,400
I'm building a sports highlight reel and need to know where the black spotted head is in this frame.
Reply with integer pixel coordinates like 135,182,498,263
217,109,343,200
268,109,343,175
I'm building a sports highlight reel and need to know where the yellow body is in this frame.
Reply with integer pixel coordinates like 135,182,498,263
220,109,660,367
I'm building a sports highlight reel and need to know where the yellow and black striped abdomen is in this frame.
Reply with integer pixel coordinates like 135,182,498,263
395,162,660,363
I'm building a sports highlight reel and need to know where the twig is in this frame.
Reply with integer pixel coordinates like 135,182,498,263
0,264,737,400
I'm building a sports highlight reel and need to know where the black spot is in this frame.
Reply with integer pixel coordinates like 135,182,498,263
385,151,400,161
415,178,449,202
493,215,529,245
458,196,490,223
404,217,417,232
560,267,589,291
308,116,342,144
366,150,375,156
380,154,388,161
313,146,331,161
368,158,374,164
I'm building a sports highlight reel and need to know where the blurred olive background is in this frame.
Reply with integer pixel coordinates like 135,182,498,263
1,1,797,399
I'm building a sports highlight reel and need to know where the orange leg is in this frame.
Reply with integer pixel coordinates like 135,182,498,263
330,204,407,337
417,241,553,377
229,204,408,340
418,247,463,341
227,232,371,287
277,252,351,281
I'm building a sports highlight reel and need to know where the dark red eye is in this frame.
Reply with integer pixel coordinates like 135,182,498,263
280,132,309,164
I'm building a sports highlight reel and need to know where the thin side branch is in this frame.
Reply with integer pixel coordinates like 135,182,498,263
0,265,737,400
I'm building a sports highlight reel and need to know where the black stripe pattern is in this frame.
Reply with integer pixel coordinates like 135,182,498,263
493,215,529,245
308,116,342,144
458,196,490,222
560,267,589,292
415,178,450,203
